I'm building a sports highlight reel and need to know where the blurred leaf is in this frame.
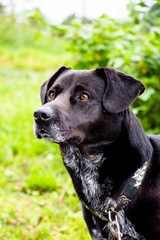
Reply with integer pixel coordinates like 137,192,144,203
139,87,155,102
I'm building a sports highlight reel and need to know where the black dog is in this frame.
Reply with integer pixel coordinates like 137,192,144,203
34,67,160,240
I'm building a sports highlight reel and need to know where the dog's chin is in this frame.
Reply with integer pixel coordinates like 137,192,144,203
34,123,85,145
33,123,66,143
42,134,84,145
35,130,65,143
34,129,84,145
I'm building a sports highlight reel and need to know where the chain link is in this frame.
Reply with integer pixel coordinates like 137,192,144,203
108,209,123,240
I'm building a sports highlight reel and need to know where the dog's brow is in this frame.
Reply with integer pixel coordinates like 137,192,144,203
74,85,88,92
49,84,62,92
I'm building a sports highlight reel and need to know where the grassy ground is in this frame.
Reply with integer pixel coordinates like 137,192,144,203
0,37,90,239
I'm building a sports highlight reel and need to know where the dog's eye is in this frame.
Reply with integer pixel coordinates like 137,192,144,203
80,93,90,101
48,91,56,101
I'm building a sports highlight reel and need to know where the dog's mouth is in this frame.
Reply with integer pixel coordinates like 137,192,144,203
34,122,85,145
34,126,51,140
34,124,65,143
37,128,50,139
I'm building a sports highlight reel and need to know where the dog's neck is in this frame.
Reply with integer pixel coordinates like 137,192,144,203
60,109,153,203
60,142,115,212
59,109,153,240
60,141,148,239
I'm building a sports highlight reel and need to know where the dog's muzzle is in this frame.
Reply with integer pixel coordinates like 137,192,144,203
34,105,85,144
33,105,71,143
33,106,60,141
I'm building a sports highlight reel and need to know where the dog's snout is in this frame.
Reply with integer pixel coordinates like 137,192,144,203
34,107,54,122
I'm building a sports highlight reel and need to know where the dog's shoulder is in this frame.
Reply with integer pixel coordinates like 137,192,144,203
149,134,160,162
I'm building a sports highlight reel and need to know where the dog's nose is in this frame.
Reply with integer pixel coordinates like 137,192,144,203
34,107,54,122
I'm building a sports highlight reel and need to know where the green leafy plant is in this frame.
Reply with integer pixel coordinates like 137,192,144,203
61,1,160,133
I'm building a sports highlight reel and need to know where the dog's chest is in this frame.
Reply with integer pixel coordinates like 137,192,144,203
60,144,113,203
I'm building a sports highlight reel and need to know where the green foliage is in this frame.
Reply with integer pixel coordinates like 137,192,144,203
62,2,160,133
0,13,71,70
64,7,160,75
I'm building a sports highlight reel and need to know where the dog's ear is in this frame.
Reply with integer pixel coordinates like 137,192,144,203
96,68,145,113
40,66,71,104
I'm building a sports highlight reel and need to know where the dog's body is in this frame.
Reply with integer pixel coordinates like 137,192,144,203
34,67,160,240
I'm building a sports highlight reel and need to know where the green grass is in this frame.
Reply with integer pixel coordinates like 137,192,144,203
0,49,90,239
0,40,71,71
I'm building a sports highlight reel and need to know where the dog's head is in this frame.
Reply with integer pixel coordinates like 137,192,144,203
34,66,144,146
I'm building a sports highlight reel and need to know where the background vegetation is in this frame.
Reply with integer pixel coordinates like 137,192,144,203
0,0,159,239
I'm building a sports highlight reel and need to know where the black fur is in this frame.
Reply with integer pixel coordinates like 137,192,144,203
34,67,160,240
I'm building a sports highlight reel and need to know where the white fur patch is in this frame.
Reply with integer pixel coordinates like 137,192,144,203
61,144,145,239
50,123,66,142
62,144,113,207
132,162,147,188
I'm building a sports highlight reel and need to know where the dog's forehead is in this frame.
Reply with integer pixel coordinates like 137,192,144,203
53,69,105,93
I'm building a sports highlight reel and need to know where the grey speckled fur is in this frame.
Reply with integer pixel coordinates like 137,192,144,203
61,143,145,240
